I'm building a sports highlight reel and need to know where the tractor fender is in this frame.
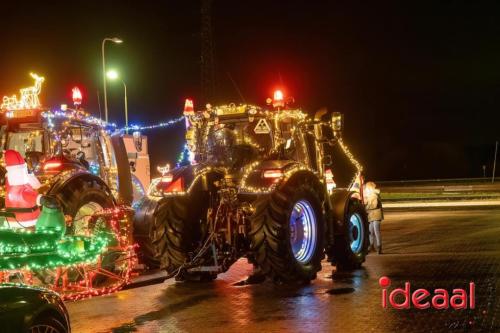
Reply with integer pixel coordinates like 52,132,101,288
47,170,115,204
277,168,326,200
110,134,134,205
148,164,224,198
273,167,328,217
328,189,363,237
240,160,298,194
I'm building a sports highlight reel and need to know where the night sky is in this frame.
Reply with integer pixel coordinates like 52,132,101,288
1,1,500,181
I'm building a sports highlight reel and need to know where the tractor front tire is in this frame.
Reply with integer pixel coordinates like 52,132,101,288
331,199,369,270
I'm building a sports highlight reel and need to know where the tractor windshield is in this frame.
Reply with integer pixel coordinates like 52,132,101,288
204,118,274,169
0,120,100,172
57,126,98,161
0,125,45,158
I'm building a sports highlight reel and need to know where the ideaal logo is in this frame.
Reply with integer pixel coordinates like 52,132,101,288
379,276,475,310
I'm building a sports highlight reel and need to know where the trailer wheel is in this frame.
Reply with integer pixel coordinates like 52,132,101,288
150,192,209,275
249,181,325,283
332,199,369,270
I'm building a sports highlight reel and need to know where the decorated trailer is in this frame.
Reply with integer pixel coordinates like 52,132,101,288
0,73,155,298
143,91,370,283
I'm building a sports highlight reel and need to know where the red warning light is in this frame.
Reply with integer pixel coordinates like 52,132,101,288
183,98,194,115
273,90,285,108
72,87,82,106
274,90,284,101
43,160,63,171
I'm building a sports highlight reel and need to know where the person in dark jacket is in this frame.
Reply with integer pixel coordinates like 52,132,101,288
364,181,384,254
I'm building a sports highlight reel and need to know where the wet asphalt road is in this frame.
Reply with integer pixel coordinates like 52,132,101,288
67,209,500,333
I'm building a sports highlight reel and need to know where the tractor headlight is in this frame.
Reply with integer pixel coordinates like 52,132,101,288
331,112,343,133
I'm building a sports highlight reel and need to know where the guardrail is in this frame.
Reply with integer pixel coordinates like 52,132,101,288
378,178,500,193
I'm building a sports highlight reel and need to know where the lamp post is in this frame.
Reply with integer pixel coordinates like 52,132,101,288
106,70,129,133
123,81,128,134
101,37,122,123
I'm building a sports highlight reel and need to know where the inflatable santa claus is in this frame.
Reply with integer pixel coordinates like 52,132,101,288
4,149,42,228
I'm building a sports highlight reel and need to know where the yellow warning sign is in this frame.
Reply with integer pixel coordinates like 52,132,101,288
254,118,271,134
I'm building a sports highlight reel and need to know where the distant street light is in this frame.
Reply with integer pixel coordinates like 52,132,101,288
102,37,123,123
106,69,119,80
106,70,129,134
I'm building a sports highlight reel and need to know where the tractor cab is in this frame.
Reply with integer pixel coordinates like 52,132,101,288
0,109,107,179
184,102,310,170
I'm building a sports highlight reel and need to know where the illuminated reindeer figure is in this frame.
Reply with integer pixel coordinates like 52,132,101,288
1,73,45,110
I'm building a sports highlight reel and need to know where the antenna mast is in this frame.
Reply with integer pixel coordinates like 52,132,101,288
201,0,216,103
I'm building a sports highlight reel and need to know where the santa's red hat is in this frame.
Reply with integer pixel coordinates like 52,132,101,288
5,150,30,186
4,149,25,167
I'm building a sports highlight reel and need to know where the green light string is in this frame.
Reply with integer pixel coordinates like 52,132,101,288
0,229,110,270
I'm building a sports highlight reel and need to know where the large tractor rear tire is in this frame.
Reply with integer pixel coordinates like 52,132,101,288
331,199,369,270
150,191,209,276
249,180,325,283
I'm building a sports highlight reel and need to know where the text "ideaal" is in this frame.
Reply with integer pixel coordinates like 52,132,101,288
379,276,475,310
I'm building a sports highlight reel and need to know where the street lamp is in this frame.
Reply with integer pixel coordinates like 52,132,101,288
106,70,129,134
106,69,119,80
102,37,123,123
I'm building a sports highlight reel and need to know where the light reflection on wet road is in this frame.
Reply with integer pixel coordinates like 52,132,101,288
67,209,500,332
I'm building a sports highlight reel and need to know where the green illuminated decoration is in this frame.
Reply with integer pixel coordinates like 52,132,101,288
35,203,66,235
0,206,136,301
0,228,110,270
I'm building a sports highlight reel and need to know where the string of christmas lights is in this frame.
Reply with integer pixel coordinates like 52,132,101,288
122,116,185,133
42,109,118,130
42,109,185,134
337,137,364,189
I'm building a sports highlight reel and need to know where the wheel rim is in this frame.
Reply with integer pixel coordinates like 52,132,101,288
73,202,104,235
349,213,364,253
131,174,146,208
30,324,61,333
289,199,318,264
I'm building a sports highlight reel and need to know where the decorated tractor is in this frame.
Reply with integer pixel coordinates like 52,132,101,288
0,107,140,223
145,92,369,283
0,74,145,298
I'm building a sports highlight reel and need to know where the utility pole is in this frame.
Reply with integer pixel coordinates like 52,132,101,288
123,81,128,134
493,141,498,183
201,0,216,103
